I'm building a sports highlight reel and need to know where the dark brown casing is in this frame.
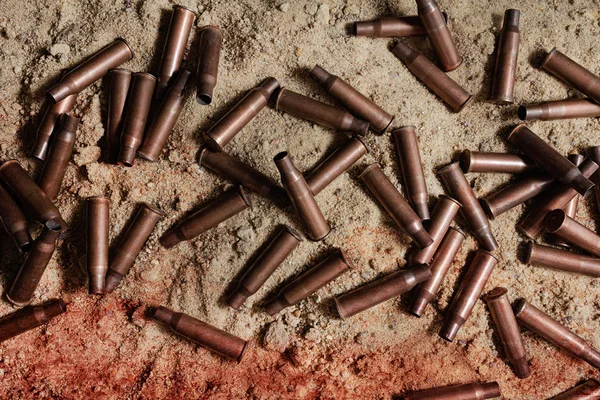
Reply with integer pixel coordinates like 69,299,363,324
160,186,251,249
392,126,430,220
588,146,600,215
392,42,471,112
438,162,498,251
518,98,600,121
118,72,156,166
275,88,370,135
482,287,530,379
32,94,77,161
304,135,368,196
0,160,67,229
410,227,465,317
517,159,598,239
155,5,196,98
459,150,537,174
440,249,498,342
541,48,600,105
490,10,520,104
402,381,501,400
6,226,61,307
415,0,461,71
551,379,600,400
105,69,132,163
228,225,304,309
545,209,600,257
153,306,246,361
0,183,32,253
360,163,433,249
203,78,280,151
264,249,351,316
104,203,165,293
354,13,449,37
547,154,584,248
507,124,594,195
196,25,222,105
274,152,331,241
47,39,134,103
138,70,191,161
335,264,431,319
408,195,461,265
480,172,554,219
38,113,79,201
86,196,110,294
199,147,288,203
524,241,600,278
0,299,66,343
310,65,394,133
515,299,600,369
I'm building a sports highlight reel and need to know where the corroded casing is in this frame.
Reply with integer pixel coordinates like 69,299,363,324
403,381,501,400
0,299,67,343
160,186,251,248
551,379,600,400
545,209,600,257
264,249,351,315
518,98,600,121
360,163,433,249
47,39,134,103
524,241,600,278
153,306,246,361
459,150,536,174
86,196,110,294
588,146,600,215
0,183,32,253
32,93,77,161
490,10,520,104
105,69,132,163
354,13,449,37
196,26,222,105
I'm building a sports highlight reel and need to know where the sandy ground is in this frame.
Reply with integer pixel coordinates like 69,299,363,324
0,0,600,398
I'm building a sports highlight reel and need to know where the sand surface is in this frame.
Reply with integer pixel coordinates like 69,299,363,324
1,0,600,398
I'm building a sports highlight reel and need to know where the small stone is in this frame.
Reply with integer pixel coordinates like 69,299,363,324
315,4,330,24
279,3,290,12
236,226,255,242
263,322,292,352
49,43,70,57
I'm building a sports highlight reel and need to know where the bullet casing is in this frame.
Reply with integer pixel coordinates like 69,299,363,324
32,94,77,161
228,225,304,309
335,264,431,319
153,306,246,361
86,196,110,294
104,203,165,293
47,39,134,103
275,88,370,135
353,13,449,37
310,65,394,133
0,299,66,343
480,172,554,219
105,69,132,163
459,150,537,174
545,209,600,257
403,381,501,400
392,126,430,220
199,147,288,203
507,124,594,195
0,160,67,229
438,162,498,251
0,184,32,253
410,227,465,317
552,379,600,400
482,287,530,379
587,146,600,215
416,0,462,71
138,70,191,161
38,114,79,201
392,42,471,112
7,226,61,307
525,241,600,278
409,195,461,266
196,26,222,105
159,186,251,248
490,10,520,104
440,249,498,342
515,299,600,369
518,98,600,121
517,159,598,239
264,249,351,315
203,78,280,151
274,152,331,241
156,5,196,98
118,72,156,166
304,135,368,196
360,163,433,249
541,48,600,105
